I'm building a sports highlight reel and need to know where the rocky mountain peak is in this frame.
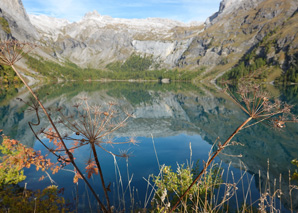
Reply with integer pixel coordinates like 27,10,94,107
83,10,103,19
218,0,245,14
205,0,265,25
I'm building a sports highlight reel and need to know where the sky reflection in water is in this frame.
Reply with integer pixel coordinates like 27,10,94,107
1,82,297,211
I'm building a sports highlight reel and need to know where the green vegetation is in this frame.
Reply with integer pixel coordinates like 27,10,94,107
117,53,153,72
278,84,298,114
220,31,278,82
278,53,298,83
25,55,108,81
25,53,204,82
0,65,22,104
152,162,221,212
220,24,298,84
0,65,21,85
32,81,206,107
107,54,205,81
0,137,26,186
0,135,70,212
1,40,297,212
0,17,11,34
0,185,70,212
221,59,269,81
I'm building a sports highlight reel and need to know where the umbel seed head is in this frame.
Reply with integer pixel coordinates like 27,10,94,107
0,40,37,66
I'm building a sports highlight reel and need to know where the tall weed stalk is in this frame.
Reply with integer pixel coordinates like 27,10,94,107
170,82,297,211
0,40,136,212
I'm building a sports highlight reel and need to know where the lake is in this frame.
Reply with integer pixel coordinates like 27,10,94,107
0,82,297,211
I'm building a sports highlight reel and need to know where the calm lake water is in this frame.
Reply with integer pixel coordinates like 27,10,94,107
1,82,297,211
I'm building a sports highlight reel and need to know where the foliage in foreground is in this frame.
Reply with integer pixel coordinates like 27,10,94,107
0,185,70,212
151,161,222,212
0,134,55,187
0,135,70,212
0,65,22,104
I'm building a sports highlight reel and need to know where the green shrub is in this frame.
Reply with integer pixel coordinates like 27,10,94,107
0,185,70,212
0,135,71,211
151,162,222,212
0,136,27,186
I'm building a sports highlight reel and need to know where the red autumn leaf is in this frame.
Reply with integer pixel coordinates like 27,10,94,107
39,175,45,181
73,170,83,183
51,165,61,174
85,160,98,179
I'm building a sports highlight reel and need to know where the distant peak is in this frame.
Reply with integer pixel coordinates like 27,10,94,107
84,10,101,19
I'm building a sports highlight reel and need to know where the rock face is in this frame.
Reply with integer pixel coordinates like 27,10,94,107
251,8,298,72
30,11,202,68
0,0,38,40
178,0,298,73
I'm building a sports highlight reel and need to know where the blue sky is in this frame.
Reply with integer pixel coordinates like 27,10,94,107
22,0,222,23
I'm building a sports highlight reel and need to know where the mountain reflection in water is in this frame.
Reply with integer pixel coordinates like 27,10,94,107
0,82,297,211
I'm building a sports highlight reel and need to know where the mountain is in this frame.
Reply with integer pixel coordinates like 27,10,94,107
178,0,298,78
29,10,203,68
0,0,297,82
0,0,38,40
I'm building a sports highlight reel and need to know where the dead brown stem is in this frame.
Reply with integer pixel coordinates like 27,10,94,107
1,53,108,212
170,116,252,212
91,142,112,213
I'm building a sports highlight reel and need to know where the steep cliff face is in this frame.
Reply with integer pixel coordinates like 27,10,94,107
251,9,298,78
178,0,298,76
30,11,202,68
0,0,38,40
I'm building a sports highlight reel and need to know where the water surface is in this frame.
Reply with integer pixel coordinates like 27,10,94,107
1,82,297,211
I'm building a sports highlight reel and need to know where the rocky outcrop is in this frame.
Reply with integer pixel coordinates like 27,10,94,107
252,8,298,71
0,0,38,40
205,0,263,26
131,39,194,66
29,11,202,68
178,0,298,73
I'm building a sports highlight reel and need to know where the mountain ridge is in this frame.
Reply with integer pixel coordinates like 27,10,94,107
29,9,203,69
0,0,297,83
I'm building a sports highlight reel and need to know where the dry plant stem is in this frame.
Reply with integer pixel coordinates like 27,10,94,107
11,65,108,213
170,116,253,212
91,142,112,213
